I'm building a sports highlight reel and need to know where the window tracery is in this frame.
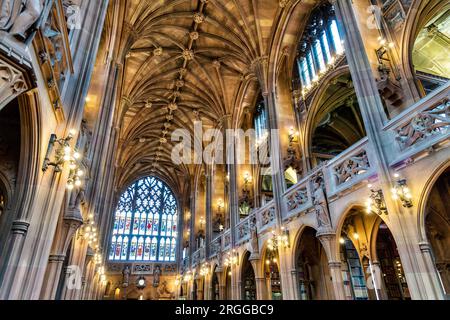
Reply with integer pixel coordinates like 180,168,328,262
109,176,178,262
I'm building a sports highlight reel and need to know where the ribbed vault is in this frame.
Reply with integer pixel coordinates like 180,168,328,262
112,0,285,195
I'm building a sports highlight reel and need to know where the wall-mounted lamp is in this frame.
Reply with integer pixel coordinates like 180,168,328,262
83,214,100,249
199,216,205,230
391,174,413,208
42,130,76,172
224,249,239,267
268,227,290,251
366,185,388,216
200,263,210,277
243,172,252,185
183,271,192,282
288,127,299,143
217,199,224,212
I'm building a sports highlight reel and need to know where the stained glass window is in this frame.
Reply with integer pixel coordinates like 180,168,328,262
109,176,178,262
295,4,345,89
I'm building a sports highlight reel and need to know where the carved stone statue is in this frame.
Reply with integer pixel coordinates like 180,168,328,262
156,280,174,300
0,0,45,39
312,177,332,229
153,265,161,288
68,187,85,209
250,223,259,255
122,265,130,288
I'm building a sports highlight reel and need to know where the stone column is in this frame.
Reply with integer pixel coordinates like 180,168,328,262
224,115,238,246
250,257,267,300
371,260,387,300
0,220,30,299
328,261,346,300
418,241,446,299
215,267,226,300
205,173,212,258
40,254,65,300
290,269,299,300
40,205,83,299
196,278,204,300
318,232,346,300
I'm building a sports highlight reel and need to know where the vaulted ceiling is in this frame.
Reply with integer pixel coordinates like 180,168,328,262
109,0,294,196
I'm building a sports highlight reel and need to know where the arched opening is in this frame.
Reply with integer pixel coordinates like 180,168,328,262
241,252,256,300
0,98,20,247
225,267,232,300
340,208,410,300
309,73,366,167
192,278,198,300
114,287,121,300
180,281,187,300
424,166,450,297
211,266,219,300
412,8,450,95
264,249,282,300
376,222,410,300
108,176,178,262
295,227,333,300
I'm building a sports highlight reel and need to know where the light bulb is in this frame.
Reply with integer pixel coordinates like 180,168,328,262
69,129,77,136
353,233,359,240
77,170,84,176
63,154,71,162
64,146,71,154
69,163,76,170
73,152,81,159
75,180,82,187
67,183,74,190
339,238,345,244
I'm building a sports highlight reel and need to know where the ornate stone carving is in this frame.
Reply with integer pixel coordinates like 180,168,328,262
261,206,275,226
311,174,332,230
122,265,130,287
0,58,28,111
287,187,308,211
0,0,44,39
153,47,163,56
333,150,370,185
153,265,161,287
250,221,259,257
396,99,450,149
182,49,194,61
193,12,205,24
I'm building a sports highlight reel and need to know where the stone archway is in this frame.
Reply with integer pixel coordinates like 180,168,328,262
423,166,450,297
241,251,256,300
339,207,411,300
294,227,333,300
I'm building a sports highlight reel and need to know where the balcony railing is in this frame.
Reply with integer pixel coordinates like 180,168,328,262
191,247,205,267
324,137,374,196
282,138,374,220
384,82,450,166
235,212,256,245
255,201,276,233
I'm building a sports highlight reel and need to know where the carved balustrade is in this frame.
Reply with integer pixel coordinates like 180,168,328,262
384,82,450,166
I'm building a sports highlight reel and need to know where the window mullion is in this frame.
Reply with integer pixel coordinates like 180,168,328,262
128,183,139,260
156,187,165,261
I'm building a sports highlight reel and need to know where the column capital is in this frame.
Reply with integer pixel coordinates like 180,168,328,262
48,254,66,263
11,220,30,235
418,241,432,253
328,261,342,269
